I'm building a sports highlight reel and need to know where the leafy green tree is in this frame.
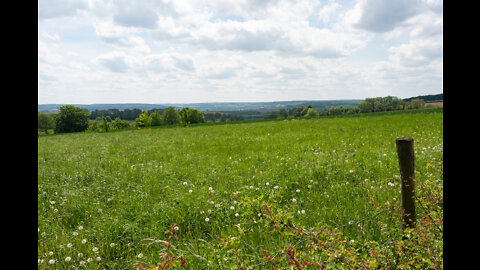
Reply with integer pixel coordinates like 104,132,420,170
305,107,319,117
135,110,152,127
111,117,131,129
150,111,163,126
102,116,110,132
409,98,425,109
54,105,90,133
162,106,180,125
288,106,309,117
179,107,205,127
188,109,205,124
38,112,56,134
357,101,373,113
328,106,345,115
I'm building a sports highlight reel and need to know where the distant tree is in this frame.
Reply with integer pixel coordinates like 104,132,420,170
187,108,205,124
38,112,56,134
409,98,425,109
179,107,205,127
150,111,163,126
54,105,89,133
135,110,152,127
318,109,328,116
289,106,309,117
111,117,131,129
357,101,373,113
162,106,180,125
328,106,345,115
305,107,319,117
102,116,110,132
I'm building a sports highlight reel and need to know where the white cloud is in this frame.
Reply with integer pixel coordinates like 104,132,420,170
94,52,130,73
38,0,89,20
350,0,424,33
38,0,442,104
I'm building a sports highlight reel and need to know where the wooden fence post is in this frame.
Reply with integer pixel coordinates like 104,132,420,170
396,137,416,230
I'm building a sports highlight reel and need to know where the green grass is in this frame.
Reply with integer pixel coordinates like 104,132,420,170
38,111,443,269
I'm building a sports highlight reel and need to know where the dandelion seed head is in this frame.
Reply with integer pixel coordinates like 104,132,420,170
205,217,210,222
65,257,71,262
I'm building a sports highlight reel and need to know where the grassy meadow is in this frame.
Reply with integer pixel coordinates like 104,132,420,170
38,110,443,269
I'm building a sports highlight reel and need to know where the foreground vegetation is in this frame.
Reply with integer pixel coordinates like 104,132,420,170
38,110,443,269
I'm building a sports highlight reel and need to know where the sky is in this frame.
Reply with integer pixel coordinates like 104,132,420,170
38,0,443,104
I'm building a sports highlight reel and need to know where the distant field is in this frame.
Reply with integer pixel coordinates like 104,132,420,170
38,110,443,269
426,101,443,108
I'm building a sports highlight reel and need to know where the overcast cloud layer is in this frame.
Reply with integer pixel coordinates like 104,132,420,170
38,0,443,104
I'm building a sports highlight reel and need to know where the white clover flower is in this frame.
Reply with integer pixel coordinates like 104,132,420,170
78,253,83,257
189,189,193,193
92,247,98,252
349,170,354,173
82,239,87,244
79,261,86,266
235,213,239,217
49,259,55,264
49,251,54,256
230,206,235,210
53,208,58,213
183,182,188,185
308,185,312,188
78,225,84,231
301,210,305,214
65,257,71,262
292,198,297,203
205,217,210,222
50,201,55,205
266,182,269,186
67,243,72,248
296,189,300,193
200,210,204,214
96,257,101,261
87,258,93,263
258,213,261,217
209,187,213,191
207,209,212,214
233,200,237,204
137,253,143,259
73,231,78,236
110,243,116,247
274,185,279,189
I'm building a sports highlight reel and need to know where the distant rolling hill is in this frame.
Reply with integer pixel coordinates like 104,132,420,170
37,100,363,114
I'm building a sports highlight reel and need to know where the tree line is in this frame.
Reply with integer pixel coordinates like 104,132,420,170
38,96,436,134
38,105,206,134
265,96,429,119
